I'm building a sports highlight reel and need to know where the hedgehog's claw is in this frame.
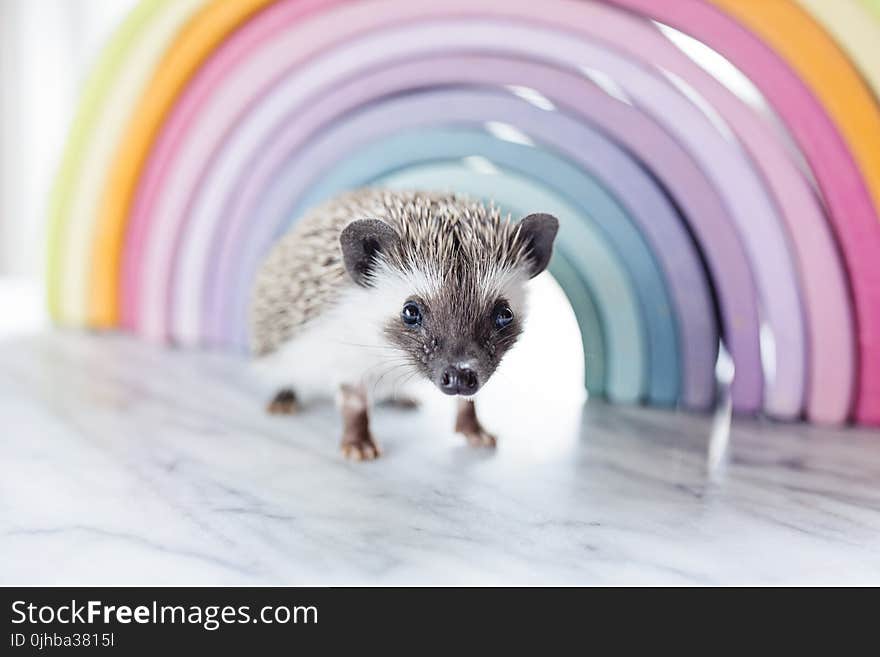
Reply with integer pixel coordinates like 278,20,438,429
341,437,381,461
462,429,497,449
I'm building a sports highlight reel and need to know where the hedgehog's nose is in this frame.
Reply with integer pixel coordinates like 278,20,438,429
438,365,479,396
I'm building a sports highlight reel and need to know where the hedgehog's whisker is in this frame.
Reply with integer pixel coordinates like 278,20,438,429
390,367,418,400
358,357,411,382
333,340,400,352
360,356,407,378
400,373,420,400
372,362,408,394
368,365,408,400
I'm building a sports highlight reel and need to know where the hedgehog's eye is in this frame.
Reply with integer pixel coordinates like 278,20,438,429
401,301,422,327
493,303,514,329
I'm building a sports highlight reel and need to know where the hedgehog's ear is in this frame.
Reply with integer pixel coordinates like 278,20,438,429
518,213,559,278
340,219,400,286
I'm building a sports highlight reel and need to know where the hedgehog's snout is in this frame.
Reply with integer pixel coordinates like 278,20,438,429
437,364,480,396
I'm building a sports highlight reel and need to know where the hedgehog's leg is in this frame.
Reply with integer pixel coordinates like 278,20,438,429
338,383,381,461
266,388,300,415
455,399,497,448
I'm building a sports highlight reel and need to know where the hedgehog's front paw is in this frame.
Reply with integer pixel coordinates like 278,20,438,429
266,388,299,415
341,434,382,461
454,399,496,448
461,428,497,449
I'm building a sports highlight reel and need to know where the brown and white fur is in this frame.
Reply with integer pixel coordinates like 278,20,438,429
249,189,558,460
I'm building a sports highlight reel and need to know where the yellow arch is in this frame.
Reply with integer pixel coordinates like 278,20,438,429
797,0,880,100
711,0,880,221
88,0,273,327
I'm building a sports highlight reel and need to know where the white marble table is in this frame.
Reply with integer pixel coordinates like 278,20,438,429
2,332,880,585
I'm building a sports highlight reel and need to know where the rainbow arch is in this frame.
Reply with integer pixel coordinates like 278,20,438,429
45,0,880,426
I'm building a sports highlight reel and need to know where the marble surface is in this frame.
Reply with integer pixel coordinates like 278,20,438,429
2,332,880,585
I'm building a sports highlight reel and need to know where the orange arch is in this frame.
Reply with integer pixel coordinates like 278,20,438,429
711,0,880,220
88,0,273,327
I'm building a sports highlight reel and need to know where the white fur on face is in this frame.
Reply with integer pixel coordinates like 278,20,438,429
485,263,530,320
253,261,531,403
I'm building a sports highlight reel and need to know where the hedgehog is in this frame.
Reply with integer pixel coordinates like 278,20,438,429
249,188,558,460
